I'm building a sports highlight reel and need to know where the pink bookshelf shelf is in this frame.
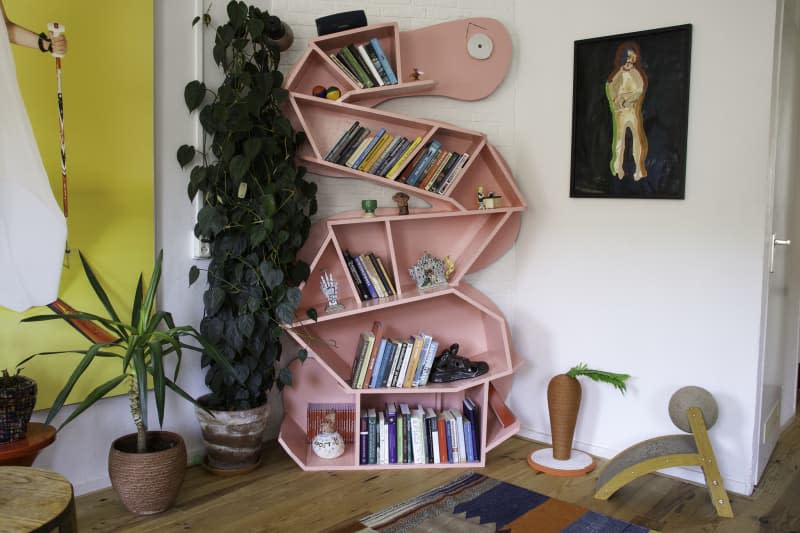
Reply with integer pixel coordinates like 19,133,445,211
280,18,524,471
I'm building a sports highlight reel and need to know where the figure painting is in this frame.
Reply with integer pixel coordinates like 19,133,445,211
570,25,692,199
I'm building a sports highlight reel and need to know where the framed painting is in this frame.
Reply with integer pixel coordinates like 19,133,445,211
569,24,692,199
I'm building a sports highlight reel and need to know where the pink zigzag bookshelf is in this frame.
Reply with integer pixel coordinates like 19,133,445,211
279,18,526,470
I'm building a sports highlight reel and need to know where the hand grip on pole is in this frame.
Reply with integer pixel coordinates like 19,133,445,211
47,22,65,58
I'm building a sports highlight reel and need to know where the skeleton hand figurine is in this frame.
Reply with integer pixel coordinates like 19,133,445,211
320,270,344,313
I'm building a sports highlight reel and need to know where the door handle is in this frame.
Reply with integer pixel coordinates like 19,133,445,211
770,234,791,273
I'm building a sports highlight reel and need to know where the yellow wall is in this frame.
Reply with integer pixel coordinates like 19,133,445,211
0,1,154,409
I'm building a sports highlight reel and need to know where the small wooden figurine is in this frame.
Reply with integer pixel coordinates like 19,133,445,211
392,192,409,215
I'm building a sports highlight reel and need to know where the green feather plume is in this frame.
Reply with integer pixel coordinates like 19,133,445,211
566,363,630,394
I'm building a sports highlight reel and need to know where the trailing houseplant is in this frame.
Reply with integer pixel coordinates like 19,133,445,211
548,363,630,460
0,368,37,444
20,250,236,513
177,1,316,471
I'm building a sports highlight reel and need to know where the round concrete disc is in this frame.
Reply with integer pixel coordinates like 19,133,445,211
527,448,596,477
668,386,718,432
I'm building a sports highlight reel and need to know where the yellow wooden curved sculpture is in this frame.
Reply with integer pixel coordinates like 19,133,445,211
594,388,734,518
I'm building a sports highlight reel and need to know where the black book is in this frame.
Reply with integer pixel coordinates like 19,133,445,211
324,121,360,162
343,249,370,301
363,41,391,84
336,126,371,165
368,253,395,296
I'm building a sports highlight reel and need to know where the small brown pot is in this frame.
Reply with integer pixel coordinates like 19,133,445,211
195,395,269,474
108,431,186,515
547,374,582,460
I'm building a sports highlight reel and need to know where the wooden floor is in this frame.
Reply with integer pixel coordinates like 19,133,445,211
76,414,800,533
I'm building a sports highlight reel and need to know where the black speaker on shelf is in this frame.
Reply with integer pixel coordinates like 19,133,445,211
315,10,368,36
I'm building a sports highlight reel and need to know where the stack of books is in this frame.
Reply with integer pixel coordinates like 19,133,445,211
328,38,398,89
358,399,481,465
342,249,396,301
395,139,470,195
349,322,441,390
324,121,422,180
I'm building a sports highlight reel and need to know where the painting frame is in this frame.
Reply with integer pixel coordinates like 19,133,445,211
569,24,692,199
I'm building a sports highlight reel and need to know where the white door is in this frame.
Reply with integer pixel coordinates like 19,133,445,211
754,0,800,484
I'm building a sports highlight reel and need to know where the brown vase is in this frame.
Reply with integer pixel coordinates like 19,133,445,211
108,431,187,515
547,374,582,460
195,395,270,474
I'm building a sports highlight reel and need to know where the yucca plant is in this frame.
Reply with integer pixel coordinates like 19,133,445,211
19,250,236,453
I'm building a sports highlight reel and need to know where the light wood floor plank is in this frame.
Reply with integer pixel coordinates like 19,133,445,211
76,413,800,532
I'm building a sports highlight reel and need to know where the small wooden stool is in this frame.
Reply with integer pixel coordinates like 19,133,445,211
0,423,56,466
0,467,77,532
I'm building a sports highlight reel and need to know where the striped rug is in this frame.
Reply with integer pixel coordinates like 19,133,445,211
335,472,658,532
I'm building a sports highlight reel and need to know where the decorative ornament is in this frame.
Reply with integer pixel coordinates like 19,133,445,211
311,410,345,459
408,251,450,291
320,270,344,313
477,185,502,209
312,85,327,98
392,192,409,215
325,86,341,100
361,199,377,217
410,68,424,81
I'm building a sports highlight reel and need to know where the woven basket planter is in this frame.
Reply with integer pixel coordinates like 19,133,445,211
195,395,269,474
547,374,582,460
0,375,37,444
108,431,187,515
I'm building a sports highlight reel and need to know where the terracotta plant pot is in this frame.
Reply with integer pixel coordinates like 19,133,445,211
547,374,582,460
108,431,187,515
195,395,269,474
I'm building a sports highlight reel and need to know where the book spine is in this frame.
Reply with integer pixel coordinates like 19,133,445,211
358,134,392,173
402,336,425,388
359,410,368,464
367,409,377,464
411,334,432,387
390,341,409,387
328,53,364,89
437,416,448,464
369,37,398,84
444,415,454,463
336,126,370,165
386,404,397,463
368,339,388,389
349,332,368,386
339,47,374,88
378,411,387,464
406,141,442,186
429,151,461,193
367,253,394,297
345,136,373,168
410,410,426,464
356,333,375,389
454,412,466,463
395,339,414,387
377,340,397,388
363,41,391,84
437,153,470,194
372,254,396,296
396,412,404,463
386,137,423,180
488,382,517,427
352,128,386,169
343,249,370,301
369,136,403,174
363,321,384,387
423,152,453,191
346,44,378,86
352,255,378,299
360,254,387,297
463,397,480,458
357,44,385,87
418,150,449,190
375,137,409,177
324,121,360,161
464,420,475,462
416,339,439,387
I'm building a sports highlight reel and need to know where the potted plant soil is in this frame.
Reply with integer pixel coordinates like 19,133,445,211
177,1,316,474
0,368,37,444
21,251,235,514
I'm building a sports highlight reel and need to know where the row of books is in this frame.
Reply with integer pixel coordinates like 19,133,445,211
324,120,422,181
342,249,395,302
395,140,470,195
350,322,441,390
359,399,481,465
329,38,398,89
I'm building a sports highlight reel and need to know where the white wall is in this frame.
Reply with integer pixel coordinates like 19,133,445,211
511,1,776,495
30,0,779,497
